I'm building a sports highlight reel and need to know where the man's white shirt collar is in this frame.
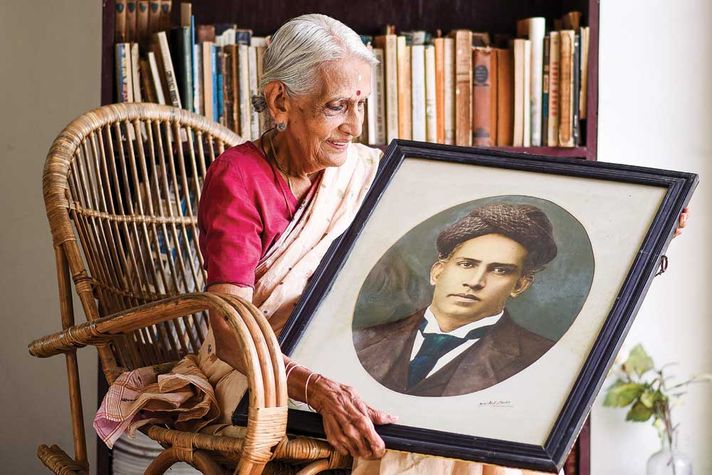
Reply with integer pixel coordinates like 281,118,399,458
421,306,503,338
409,307,505,378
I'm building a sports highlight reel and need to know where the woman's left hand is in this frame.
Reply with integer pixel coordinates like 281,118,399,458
309,375,398,460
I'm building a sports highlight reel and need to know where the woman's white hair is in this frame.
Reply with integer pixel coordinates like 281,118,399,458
252,14,377,112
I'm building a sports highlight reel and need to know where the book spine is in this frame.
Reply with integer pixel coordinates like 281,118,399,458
443,37,455,144
126,0,137,43
527,18,546,145
238,44,251,139
523,39,531,146
472,47,496,146
148,1,160,37
139,58,157,103
572,32,581,146
256,45,271,134
513,39,525,146
366,53,378,145
424,44,437,143
147,51,166,104
580,26,590,120
380,35,399,142
137,0,149,46
547,32,560,146
223,46,235,131
182,27,194,111
434,38,445,144
115,43,132,102
396,36,412,140
452,30,473,146
157,31,182,108
541,36,550,146
214,47,221,123
202,42,214,121
130,43,142,102
558,30,574,147
115,0,127,43
495,48,514,146
159,0,171,31
372,48,386,145
248,46,260,140
411,45,426,141
193,44,202,115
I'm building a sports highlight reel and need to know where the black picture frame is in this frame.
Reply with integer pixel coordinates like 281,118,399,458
235,140,697,472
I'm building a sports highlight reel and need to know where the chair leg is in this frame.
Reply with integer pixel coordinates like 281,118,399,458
37,444,89,474
144,447,226,474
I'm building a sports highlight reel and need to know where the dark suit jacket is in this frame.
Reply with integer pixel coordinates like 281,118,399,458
353,308,555,397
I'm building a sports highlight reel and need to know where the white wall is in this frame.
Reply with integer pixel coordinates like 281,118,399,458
0,1,101,472
593,0,712,473
0,1,710,473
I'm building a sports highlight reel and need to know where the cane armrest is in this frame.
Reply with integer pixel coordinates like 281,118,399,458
28,292,250,358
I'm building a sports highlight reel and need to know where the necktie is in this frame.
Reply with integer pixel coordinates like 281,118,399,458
407,319,492,388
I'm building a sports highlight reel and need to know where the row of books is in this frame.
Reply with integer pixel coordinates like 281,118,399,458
358,15,589,148
116,3,272,141
114,3,589,148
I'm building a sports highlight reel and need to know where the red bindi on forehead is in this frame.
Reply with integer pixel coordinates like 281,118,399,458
356,90,361,96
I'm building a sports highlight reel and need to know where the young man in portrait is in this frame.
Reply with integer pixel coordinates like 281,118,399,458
354,202,559,397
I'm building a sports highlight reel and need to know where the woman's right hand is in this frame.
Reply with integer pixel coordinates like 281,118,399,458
308,374,398,460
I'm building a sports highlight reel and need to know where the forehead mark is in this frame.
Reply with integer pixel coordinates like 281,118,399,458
356,90,361,96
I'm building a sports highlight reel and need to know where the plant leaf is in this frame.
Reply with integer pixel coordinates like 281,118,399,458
640,389,656,408
624,344,654,377
603,382,644,407
627,401,654,422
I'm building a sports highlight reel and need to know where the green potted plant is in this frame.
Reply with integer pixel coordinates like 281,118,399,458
604,344,710,475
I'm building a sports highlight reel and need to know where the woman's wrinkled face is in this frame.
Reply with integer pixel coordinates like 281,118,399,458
284,56,372,172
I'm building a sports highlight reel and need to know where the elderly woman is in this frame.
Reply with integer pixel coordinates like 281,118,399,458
198,13,395,460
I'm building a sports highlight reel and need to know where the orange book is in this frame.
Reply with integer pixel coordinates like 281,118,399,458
449,30,473,146
495,48,514,146
472,47,497,146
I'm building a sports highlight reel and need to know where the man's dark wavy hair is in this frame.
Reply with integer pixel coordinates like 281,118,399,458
436,202,558,274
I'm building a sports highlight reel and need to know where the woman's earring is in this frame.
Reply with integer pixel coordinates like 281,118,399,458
276,122,287,132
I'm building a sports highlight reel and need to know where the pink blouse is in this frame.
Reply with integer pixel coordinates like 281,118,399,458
198,141,297,288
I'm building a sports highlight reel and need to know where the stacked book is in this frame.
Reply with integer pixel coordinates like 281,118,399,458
114,1,589,148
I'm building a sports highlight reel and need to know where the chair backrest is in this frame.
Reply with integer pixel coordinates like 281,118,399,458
44,103,242,373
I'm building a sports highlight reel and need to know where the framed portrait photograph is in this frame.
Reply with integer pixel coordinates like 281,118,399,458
236,141,697,472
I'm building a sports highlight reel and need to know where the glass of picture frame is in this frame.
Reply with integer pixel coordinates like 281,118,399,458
235,141,696,472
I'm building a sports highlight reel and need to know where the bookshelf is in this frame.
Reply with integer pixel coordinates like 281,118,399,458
99,0,598,472
101,0,599,160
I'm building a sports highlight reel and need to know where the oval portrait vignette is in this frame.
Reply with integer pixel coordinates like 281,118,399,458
351,195,594,397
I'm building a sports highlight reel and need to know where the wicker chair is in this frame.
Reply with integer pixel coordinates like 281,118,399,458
28,103,348,475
